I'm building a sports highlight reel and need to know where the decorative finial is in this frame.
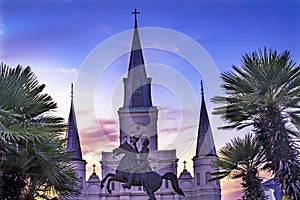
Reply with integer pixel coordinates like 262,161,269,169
183,160,187,170
93,164,96,174
131,8,140,28
200,80,204,97
71,83,74,101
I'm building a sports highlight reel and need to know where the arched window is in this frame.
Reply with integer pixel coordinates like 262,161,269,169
206,172,212,185
111,181,115,190
196,173,200,185
165,180,169,189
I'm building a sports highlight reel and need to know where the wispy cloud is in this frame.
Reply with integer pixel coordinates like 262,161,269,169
34,66,78,75
80,118,119,151
97,118,117,126
55,67,77,74
0,23,4,35
160,124,195,135
80,126,118,159
100,24,113,35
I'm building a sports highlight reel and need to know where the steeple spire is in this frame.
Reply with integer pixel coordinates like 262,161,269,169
66,83,83,161
194,81,217,158
123,9,152,107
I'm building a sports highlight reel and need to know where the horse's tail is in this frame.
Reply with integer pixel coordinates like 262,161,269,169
162,172,185,196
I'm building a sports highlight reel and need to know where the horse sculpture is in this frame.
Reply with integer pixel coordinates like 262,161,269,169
100,141,185,200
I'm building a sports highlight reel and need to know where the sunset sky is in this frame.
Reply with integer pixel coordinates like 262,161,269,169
1,0,299,199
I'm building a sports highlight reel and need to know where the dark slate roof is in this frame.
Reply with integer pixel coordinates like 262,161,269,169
194,81,217,158
179,169,192,179
66,95,83,161
128,26,146,72
123,19,152,107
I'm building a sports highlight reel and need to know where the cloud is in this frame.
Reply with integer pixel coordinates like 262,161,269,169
100,24,113,35
76,110,91,116
80,118,119,152
80,125,119,160
0,23,4,35
34,66,78,75
54,67,78,74
221,179,243,199
161,124,195,134
97,118,117,126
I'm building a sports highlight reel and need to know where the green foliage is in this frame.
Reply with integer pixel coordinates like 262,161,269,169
0,63,79,199
212,134,266,200
213,48,300,199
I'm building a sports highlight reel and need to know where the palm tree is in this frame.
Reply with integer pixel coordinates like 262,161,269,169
212,48,300,199
212,134,265,200
0,63,78,199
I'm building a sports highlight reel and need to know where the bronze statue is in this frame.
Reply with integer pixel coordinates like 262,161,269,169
100,138,185,200
122,138,152,189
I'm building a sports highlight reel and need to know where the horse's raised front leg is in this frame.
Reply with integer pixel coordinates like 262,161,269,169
101,173,115,189
106,175,126,194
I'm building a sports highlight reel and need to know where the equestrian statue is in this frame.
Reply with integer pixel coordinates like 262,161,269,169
100,135,185,200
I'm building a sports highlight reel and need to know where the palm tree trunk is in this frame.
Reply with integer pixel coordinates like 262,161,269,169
242,168,266,200
255,105,300,199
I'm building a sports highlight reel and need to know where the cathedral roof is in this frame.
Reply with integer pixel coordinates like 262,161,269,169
194,81,217,158
66,84,84,161
179,169,192,179
179,160,192,179
87,173,100,183
87,164,100,183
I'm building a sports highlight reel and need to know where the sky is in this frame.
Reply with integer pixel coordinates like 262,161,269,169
1,0,299,199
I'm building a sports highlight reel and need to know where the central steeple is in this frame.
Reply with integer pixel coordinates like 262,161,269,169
123,9,152,107
119,9,158,151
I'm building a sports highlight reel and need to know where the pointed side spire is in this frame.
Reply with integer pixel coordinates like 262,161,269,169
123,9,152,107
195,81,217,158
66,83,83,161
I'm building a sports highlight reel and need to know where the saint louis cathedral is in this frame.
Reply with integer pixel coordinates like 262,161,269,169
65,10,221,200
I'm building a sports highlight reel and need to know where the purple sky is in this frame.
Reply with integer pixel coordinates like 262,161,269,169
1,0,299,199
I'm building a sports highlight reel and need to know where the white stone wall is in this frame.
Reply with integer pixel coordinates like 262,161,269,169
118,107,158,151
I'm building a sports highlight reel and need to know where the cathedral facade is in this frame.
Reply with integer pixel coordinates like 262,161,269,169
65,13,221,200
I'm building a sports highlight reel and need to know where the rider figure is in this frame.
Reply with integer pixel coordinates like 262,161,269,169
122,138,152,189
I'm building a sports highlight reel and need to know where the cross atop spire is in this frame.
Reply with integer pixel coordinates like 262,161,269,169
71,83,74,101
131,8,140,28
93,164,96,174
183,160,187,170
200,80,204,97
